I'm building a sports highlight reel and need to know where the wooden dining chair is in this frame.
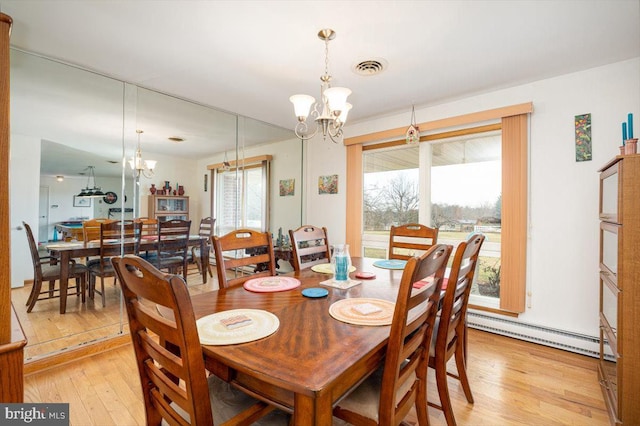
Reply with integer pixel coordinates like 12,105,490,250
212,229,276,289
88,220,141,307
82,218,114,242
388,223,439,261
288,225,330,272
23,221,87,313
191,216,215,277
333,243,452,426
155,219,192,282
111,255,286,426
428,233,485,426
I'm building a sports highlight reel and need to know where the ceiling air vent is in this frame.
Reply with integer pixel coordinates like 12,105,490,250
353,59,386,76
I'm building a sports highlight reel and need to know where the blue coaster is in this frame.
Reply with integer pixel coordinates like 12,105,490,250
373,259,407,270
302,287,329,298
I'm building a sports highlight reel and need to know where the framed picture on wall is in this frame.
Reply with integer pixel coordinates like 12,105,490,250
73,196,92,207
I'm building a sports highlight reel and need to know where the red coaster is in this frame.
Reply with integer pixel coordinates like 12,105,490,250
355,271,376,280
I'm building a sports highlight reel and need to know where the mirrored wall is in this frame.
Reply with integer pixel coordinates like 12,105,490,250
9,48,300,361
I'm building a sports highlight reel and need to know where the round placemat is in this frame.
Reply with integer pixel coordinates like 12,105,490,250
196,309,279,345
373,259,407,270
311,263,357,274
243,276,300,292
329,298,395,326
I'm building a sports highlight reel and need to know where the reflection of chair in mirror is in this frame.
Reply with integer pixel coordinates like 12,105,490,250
388,223,439,260
82,218,115,266
82,218,114,243
23,221,87,313
288,225,330,272
333,244,452,425
111,255,286,426
428,233,485,426
155,219,191,281
212,229,276,289
135,217,158,260
88,220,141,307
191,216,215,278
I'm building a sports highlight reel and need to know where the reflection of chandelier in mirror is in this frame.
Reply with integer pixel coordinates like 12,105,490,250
129,129,157,178
76,166,105,198
290,28,352,144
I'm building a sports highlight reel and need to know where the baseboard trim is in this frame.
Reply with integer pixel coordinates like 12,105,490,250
24,333,131,375
468,311,601,358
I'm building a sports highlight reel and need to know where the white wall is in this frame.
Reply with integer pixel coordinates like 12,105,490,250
9,134,41,288
306,58,640,338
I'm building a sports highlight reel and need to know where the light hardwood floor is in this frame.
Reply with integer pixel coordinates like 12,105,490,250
23,327,609,425
13,263,216,360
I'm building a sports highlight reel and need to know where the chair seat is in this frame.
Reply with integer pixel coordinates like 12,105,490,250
158,255,186,265
85,258,102,268
167,374,289,426
335,366,416,423
88,262,114,274
41,262,88,280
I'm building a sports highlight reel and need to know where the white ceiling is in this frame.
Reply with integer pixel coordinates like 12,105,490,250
2,0,639,176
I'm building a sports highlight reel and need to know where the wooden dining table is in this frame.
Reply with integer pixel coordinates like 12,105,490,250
46,235,209,314
189,257,418,425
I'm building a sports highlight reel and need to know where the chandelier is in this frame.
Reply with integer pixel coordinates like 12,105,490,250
129,129,157,178
290,28,352,144
76,166,105,198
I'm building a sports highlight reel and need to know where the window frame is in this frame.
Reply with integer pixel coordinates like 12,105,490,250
345,103,531,314
208,154,271,234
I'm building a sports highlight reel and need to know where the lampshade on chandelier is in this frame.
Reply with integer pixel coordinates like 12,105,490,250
129,129,157,178
290,28,352,144
76,166,105,198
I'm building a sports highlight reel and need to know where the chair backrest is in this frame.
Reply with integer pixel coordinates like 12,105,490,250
98,220,142,264
111,255,214,425
83,218,115,242
288,225,330,272
135,217,158,238
433,233,485,360
156,219,192,265
212,229,276,288
198,217,215,240
388,223,439,260
23,221,45,280
378,243,452,425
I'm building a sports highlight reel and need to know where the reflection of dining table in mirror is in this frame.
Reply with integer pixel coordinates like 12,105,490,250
164,257,422,425
46,235,210,314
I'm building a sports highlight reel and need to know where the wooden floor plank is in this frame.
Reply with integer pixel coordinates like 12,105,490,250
23,328,608,425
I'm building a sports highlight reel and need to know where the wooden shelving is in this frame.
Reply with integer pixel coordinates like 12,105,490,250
598,154,640,425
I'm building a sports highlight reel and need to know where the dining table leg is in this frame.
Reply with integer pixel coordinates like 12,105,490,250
59,251,70,314
293,393,333,425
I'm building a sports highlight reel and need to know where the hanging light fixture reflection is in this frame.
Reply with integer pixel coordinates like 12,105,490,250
76,166,105,198
290,28,352,144
222,150,231,171
129,129,156,178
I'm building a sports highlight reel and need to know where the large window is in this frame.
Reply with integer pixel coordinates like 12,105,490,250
346,103,531,313
212,156,270,235
361,132,502,303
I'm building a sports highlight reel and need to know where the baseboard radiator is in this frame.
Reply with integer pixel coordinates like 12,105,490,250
467,311,603,358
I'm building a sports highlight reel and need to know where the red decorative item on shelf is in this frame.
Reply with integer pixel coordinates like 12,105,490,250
149,183,156,195
178,185,184,196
